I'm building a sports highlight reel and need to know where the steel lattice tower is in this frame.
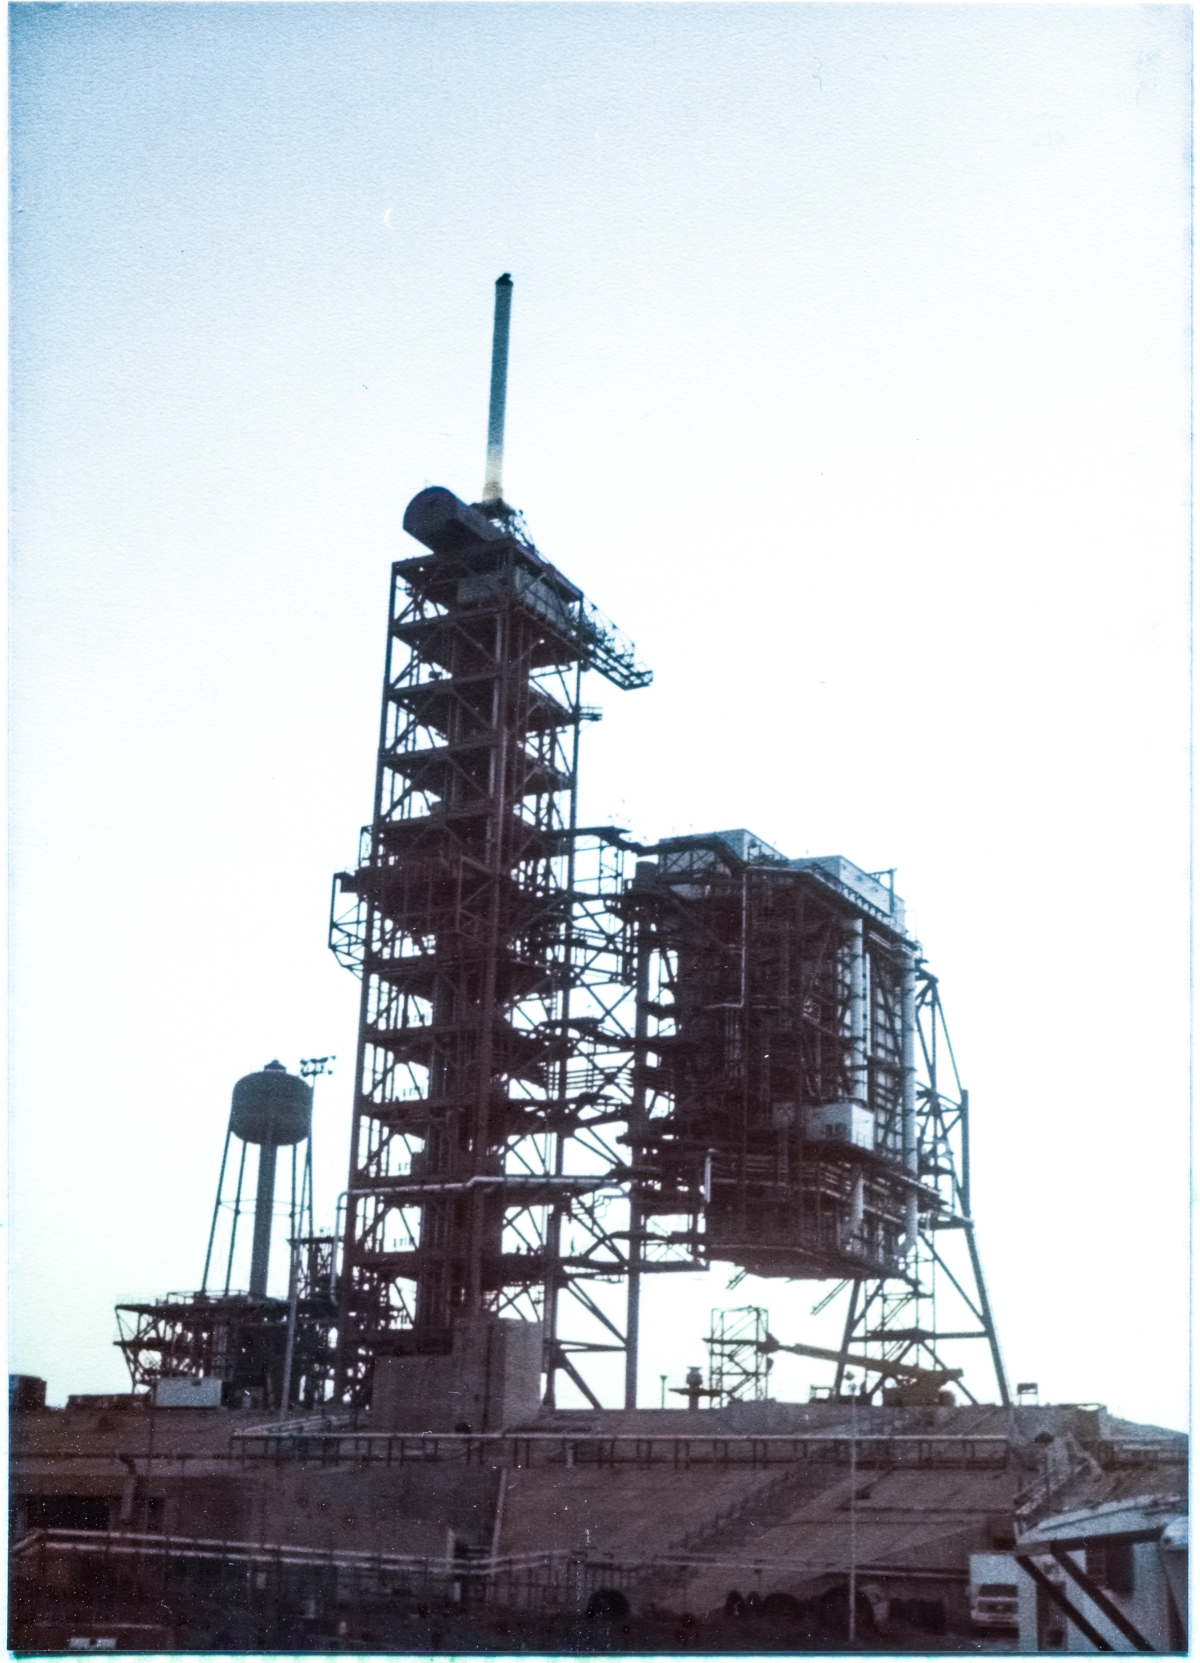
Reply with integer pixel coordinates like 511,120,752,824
329,278,651,1403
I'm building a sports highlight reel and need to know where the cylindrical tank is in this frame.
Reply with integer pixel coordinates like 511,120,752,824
402,486,504,555
230,1063,312,1147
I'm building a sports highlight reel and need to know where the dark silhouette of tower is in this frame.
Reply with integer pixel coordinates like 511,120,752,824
330,278,650,1409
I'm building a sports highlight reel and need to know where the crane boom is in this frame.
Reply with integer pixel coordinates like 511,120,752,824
758,1333,963,1386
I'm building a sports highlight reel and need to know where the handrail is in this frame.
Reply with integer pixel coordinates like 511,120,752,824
227,1427,1010,1447
225,1427,1012,1470
245,1412,353,1437
12,1528,596,1578
11,1527,973,1588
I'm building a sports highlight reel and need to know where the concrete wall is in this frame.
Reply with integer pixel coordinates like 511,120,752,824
372,1317,542,1433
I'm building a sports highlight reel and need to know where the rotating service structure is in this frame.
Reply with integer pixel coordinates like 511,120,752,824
624,836,915,1280
619,831,1008,1404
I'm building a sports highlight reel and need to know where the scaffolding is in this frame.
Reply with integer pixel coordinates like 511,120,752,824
705,1306,772,1404
114,1235,337,1410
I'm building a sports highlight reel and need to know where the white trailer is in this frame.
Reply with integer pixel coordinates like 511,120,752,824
969,1552,1020,1632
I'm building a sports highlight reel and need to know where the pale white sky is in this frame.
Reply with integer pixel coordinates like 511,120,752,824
9,3,1191,1428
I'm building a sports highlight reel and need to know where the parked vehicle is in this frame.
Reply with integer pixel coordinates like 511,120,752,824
969,1553,1019,1631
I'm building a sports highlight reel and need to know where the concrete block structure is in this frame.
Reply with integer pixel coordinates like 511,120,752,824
372,1317,543,1433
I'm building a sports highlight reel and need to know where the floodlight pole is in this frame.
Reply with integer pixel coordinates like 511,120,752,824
848,1373,858,1644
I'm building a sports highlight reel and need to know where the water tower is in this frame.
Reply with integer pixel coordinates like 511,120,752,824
116,1061,338,1409
212,1061,313,1301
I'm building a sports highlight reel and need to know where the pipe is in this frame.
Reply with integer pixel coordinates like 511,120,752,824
848,1388,858,1645
849,917,868,1108
960,1087,971,1217
849,1170,865,1240
249,1142,278,1298
279,1228,301,1414
482,274,513,503
901,954,918,1254
624,893,653,1410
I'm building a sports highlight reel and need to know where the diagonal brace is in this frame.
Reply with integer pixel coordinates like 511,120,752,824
1048,1545,1155,1652
553,1345,603,1411
1015,1555,1113,1652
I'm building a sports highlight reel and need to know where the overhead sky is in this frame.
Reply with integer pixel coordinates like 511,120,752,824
9,3,1190,1428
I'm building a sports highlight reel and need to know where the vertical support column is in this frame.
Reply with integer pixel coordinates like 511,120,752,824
902,953,919,1255
201,1126,233,1294
964,1219,1011,1406
960,1087,971,1217
624,868,655,1411
541,1201,562,1409
334,563,398,1400
466,604,513,1317
279,1228,301,1415
223,1139,249,1297
623,1234,641,1411
848,917,869,1253
544,666,584,1410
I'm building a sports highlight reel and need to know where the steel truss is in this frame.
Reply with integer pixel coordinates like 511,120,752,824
832,971,1009,1404
114,1236,338,1409
329,491,660,1406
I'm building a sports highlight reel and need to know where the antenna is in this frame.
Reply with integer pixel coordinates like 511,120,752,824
482,273,513,504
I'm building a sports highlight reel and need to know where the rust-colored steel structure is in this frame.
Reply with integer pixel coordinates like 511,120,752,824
325,277,1004,1411
328,482,650,1403
621,831,1008,1405
114,1235,337,1410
